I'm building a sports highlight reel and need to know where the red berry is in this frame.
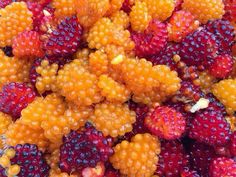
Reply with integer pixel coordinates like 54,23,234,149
189,142,217,177
131,19,168,57
209,157,236,177
208,54,234,78
44,16,83,57
189,110,231,146
0,82,36,120
229,131,236,156
223,0,236,21
59,123,113,174
155,140,189,177
0,0,12,8
180,167,200,177
145,106,186,140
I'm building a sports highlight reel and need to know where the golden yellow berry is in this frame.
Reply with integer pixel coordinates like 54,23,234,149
106,0,125,15
36,60,59,94
89,50,109,76
199,71,217,93
182,0,225,24
105,44,125,61
5,149,16,159
110,133,161,177
212,79,236,115
142,0,175,21
98,75,130,103
57,59,103,107
20,93,66,129
6,120,49,151
0,2,33,47
130,1,151,32
111,10,130,29
90,102,136,137
7,164,21,176
0,112,12,135
0,155,10,168
74,48,91,60
52,0,78,19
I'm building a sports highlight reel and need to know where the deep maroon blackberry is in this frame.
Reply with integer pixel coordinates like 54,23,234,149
205,20,235,53
179,29,218,66
59,123,113,174
10,144,50,177
189,141,217,177
0,82,36,120
2,46,13,57
147,43,180,70
155,140,189,177
44,16,83,57
205,93,227,116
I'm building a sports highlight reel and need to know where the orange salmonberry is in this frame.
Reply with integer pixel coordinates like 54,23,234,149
56,59,103,107
110,133,161,177
0,112,12,135
0,2,33,47
90,102,136,137
182,0,225,24
106,0,125,15
111,10,130,29
129,1,151,32
52,0,78,19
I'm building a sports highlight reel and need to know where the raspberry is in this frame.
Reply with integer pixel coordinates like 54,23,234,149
224,0,236,21
209,157,236,177
6,120,49,151
0,2,33,47
59,123,113,174
168,10,200,42
189,142,217,176
205,20,235,53
98,75,130,103
189,110,231,146
9,144,50,177
229,131,236,156
76,0,110,28
179,29,218,66
110,133,161,177
20,93,66,130
206,93,227,116
0,82,36,119
52,0,77,19
90,102,136,137
89,50,109,76
111,10,130,29
182,0,225,24
131,19,168,57
0,112,12,135
142,0,175,21
180,168,200,177
12,31,44,58
0,0,12,8
208,54,234,78
145,106,186,140
56,59,102,107
212,79,236,115
129,1,151,32
44,16,83,57
199,71,217,93
155,140,189,177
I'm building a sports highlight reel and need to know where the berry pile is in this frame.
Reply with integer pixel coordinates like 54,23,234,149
0,0,235,177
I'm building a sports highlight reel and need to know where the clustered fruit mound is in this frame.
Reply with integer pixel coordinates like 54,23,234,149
0,0,235,177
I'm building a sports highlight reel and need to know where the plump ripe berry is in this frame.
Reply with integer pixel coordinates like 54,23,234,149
110,133,161,177
98,75,130,103
189,110,231,146
12,31,44,58
0,112,12,135
205,20,235,53
212,79,236,115
52,0,77,19
9,144,50,177
56,59,102,107
0,82,36,120
59,123,113,174
179,29,218,66
229,131,236,156
20,93,66,129
0,51,31,89
145,106,186,140
224,0,236,21
131,19,168,57
129,1,151,32
76,0,110,29
198,71,216,93
182,0,225,24
180,167,200,177
44,16,83,57
142,0,175,21
208,54,234,78
189,142,217,177
168,10,200,42
206,93,227,116
156,140,189,177
209,157,236,177
90,102,136,137
0,0,12,8
106,0,124,15
5,120,49,152
111,10,130,29
0,2,33,47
